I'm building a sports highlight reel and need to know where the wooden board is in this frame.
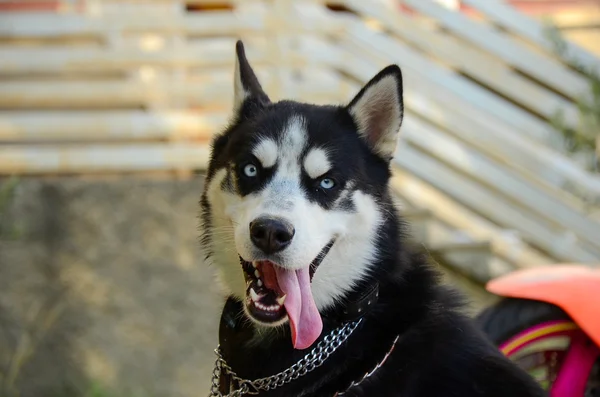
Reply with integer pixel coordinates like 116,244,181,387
394,143,600,262
402,115,600,251
344,0,580,129
0,111,226,141
0,68,351,109
390,169,555,268
0,40,268,75
343,19,567,150
0,11,261,38
0,143,210,174
459,0,600,71
399,0,590,99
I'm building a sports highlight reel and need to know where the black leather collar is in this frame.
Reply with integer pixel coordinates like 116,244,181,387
325,282,380,323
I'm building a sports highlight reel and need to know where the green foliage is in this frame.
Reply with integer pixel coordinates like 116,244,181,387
543,24,600,171
83,383,118,397
79,383,145,397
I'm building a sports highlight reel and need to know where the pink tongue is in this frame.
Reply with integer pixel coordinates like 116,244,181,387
273,266,323,350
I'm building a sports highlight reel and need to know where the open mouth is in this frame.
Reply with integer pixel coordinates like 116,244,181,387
240,240,335,349
242,260,288,323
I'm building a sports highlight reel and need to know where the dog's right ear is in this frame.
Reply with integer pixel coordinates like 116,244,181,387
233,40,270,119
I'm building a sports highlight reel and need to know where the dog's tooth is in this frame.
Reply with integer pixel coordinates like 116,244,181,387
250,288,260,302
276,294,287,306
257,279,263,287
252,261,258,268
254,270,260,279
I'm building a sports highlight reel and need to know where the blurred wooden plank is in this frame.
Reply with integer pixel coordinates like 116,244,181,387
394,144,600,263
390,169,555,268
0,7,343,39
0,111,226,142
345,0,580,128
460,0,600,70
0,36,350,77
430,241,514,284
398,0,589,99
0,80,147,108
402,115,600,251
0,40,268,75
404,208,459,248
0,69,351,108
403,78,600,204
343,20,565,149
0,143,210,174
0,11,262,38
404,208,514,283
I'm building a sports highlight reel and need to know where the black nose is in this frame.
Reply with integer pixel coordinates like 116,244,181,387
249,217,295,254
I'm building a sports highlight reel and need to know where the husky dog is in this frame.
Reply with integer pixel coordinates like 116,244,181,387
200,41,545,397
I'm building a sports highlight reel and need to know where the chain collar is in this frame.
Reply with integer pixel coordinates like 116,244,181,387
334,334,400,396
208,318,363,397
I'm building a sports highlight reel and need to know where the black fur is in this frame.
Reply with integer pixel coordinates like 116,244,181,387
201,41,546,397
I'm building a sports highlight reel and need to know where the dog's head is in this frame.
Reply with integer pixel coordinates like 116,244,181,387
200,41,403,350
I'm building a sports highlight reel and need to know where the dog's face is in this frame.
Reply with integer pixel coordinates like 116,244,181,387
200,41,403,350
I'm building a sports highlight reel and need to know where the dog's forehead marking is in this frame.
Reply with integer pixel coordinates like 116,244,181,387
252,138,278,168
277,115,307,176
303,148,331,179
258,115,307,212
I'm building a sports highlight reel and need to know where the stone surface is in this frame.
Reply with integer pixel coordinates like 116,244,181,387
0,177,222,397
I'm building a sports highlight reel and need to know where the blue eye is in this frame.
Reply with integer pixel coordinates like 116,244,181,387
319,178,335,189
244,163,258,178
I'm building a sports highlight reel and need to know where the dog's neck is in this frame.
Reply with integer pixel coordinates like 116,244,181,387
215,275,398,396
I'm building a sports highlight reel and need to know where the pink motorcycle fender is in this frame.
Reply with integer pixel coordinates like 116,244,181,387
486,264,600,348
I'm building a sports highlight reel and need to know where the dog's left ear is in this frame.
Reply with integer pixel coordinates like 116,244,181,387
346,65,404,161
233,40,271,119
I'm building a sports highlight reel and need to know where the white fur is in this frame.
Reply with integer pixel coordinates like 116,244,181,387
252,138,278,168
204,115,385,310
310,190,384,309
206,168,248,297
348,74,402,159
303,148,331,179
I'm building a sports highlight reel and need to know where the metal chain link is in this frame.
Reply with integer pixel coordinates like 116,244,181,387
334,334,400,396
208,318,363,397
